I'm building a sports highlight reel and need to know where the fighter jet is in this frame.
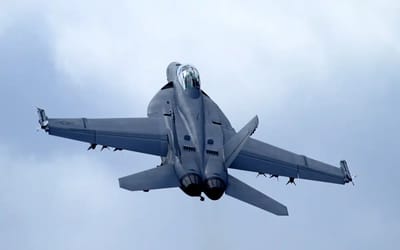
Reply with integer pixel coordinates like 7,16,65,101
37,62,353,215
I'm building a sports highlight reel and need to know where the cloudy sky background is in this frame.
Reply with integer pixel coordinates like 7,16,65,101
0,0,399,249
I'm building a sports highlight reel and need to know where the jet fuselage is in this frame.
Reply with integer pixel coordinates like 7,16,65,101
150,62,228,200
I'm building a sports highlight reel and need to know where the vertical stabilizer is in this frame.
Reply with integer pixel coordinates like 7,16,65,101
224,116,259,167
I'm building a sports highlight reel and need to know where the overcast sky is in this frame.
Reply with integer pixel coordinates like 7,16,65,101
0,1,399,249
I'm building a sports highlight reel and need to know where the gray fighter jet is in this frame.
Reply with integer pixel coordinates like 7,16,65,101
37,62,352,215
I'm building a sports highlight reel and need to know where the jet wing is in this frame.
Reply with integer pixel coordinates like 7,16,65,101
37,109,169,156
229,138,352,185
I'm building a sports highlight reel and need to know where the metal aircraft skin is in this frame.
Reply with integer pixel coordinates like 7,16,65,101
37,62,353,216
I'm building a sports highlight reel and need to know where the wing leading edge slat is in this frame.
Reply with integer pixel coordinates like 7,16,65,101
45,116,169,156
230,138,350,185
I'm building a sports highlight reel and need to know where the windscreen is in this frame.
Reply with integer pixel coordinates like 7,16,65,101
177,65,200,90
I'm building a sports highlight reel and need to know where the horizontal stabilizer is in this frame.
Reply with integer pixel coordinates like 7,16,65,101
119,164,179,192
225,175,288,216
224,116,259,167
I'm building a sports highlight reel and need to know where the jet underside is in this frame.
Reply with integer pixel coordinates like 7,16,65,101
37,62,352,216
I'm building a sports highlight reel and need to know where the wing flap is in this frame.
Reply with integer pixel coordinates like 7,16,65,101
225,175,288,215
119,164,179,191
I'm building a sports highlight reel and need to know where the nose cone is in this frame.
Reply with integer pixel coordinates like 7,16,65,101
166,62,181,82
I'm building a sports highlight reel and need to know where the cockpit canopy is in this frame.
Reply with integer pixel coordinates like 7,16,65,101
177,65,201,90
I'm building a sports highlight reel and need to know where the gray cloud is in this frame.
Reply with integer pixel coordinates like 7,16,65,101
0,1,399,250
